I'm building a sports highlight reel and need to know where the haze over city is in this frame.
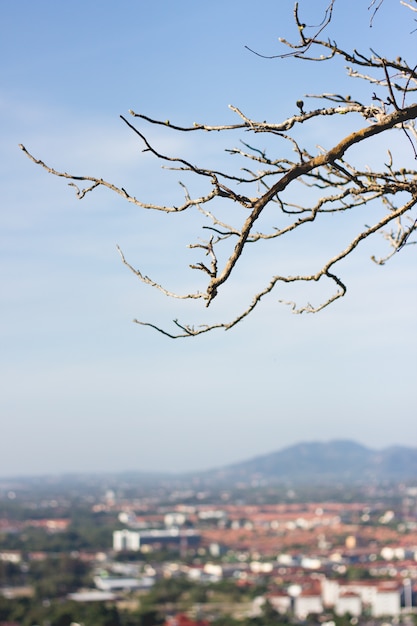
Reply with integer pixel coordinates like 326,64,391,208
1,1,416,478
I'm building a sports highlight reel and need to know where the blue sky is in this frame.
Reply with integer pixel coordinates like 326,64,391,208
1,1,416,477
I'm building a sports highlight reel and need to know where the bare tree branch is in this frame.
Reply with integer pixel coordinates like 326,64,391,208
20,1,417,337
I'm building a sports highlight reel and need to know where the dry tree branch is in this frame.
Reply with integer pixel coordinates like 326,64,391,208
20,1,417,337
18,144,219,212
116,246,205,301
245,0,336,59
401,0,417,11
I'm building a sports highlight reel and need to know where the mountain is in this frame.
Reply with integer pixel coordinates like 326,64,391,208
1,441,415,489
208,440,417,484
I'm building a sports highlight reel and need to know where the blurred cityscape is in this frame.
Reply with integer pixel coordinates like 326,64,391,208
1,443,417,626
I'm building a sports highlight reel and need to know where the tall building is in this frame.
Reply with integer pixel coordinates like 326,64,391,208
113,528,200,552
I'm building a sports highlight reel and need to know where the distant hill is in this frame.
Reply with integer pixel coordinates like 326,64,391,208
207,440,417,484
1,440,416,489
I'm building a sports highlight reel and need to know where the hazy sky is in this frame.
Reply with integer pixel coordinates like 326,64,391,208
1,1,416,477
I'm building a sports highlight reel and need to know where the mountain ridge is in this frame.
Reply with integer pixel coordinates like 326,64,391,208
1,440,416,485
206,439,417,484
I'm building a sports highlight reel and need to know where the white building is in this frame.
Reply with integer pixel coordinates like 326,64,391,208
268,592,292,614
322,578,340,607
113,528,200,552
113,529,141,552
94,575,153,592
256,576,403,620
0,551,22,564
322,577,402,618
335,592,362,617
371,582,401,617
294,592,323,619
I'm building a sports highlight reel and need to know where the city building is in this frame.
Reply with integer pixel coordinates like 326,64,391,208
113,528,200,552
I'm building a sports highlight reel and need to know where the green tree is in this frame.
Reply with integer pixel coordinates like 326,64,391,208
28,555,90,598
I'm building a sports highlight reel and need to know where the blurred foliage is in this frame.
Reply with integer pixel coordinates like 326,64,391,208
0,507,118,552
0,597,124,626
28,554,91,598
